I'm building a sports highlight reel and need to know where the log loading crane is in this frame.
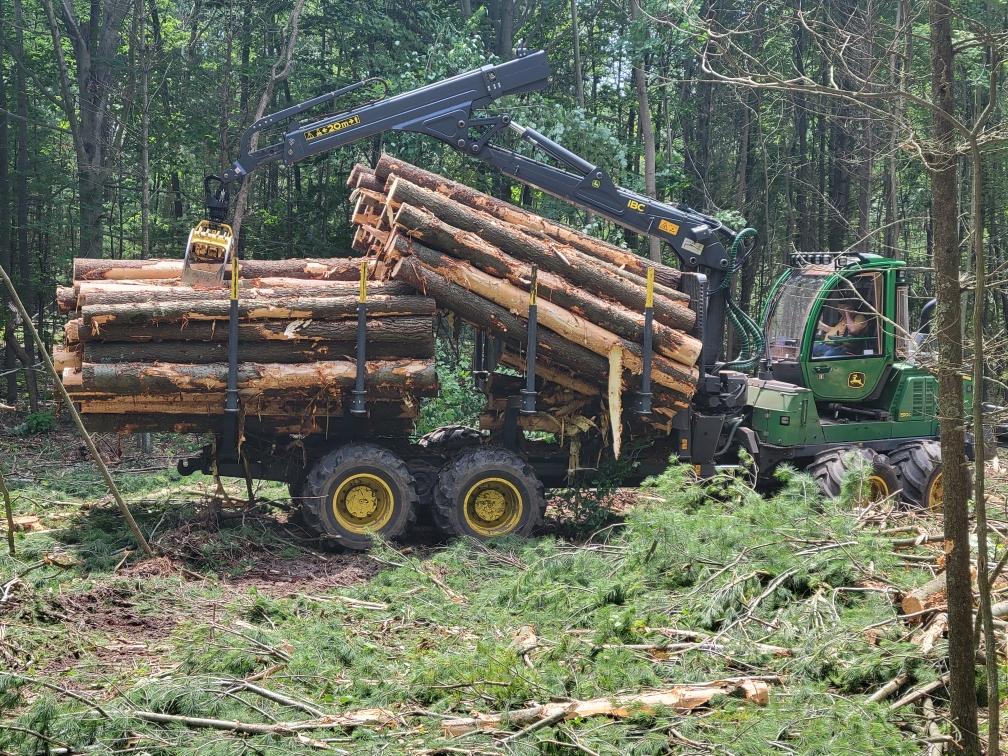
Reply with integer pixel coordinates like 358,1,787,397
177,50,955,548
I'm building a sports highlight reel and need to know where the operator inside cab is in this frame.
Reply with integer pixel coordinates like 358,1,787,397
812,277,880,358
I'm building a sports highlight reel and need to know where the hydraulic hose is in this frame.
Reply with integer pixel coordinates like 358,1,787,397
719,227,764,373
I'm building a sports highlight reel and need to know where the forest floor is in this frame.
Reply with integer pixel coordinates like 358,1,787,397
1,418,1007,754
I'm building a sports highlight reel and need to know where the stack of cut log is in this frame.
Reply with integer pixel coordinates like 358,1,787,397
56,257,438,435
347,155,702,455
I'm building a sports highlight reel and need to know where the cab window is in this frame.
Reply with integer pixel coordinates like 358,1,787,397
811,272,883,360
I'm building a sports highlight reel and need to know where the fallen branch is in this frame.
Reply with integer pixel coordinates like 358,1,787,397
889,674,950,711
441,680,770,736
133,708,397,734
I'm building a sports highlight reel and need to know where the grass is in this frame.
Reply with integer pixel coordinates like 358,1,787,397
0,431,997,754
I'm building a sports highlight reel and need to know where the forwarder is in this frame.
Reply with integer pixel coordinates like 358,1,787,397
173,50,951,546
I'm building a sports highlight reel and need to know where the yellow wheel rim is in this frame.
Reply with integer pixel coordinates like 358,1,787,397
867,474,890,502
331,473,394,534
927,471,943,513
463,477,523,537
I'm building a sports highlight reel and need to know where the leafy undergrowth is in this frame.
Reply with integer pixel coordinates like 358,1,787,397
0,443,989,754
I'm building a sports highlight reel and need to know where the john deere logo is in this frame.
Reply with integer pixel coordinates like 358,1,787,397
848,371,866,389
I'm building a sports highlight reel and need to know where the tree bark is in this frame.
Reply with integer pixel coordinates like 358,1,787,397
0,2,16,404
387,179,695,329
83,337,432,364
65,279,413,311
374,154,681,288
73,257,371,281
12,0,38,410
71,315,431,346
930,1,980,751
571,0,584,108
390,210,695,360
629,0,660,263
390,239,697,394
83,295,435,329
78,359,437,395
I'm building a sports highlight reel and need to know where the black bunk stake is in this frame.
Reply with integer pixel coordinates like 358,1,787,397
350,259,368,416
635,266,655,415
223,253,242,459
520,265,539,415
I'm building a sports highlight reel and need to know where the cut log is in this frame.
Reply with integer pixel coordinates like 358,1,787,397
83,295,436,329
901,573,948,616
440,680,770,735
392,255,614,381
387,179,695,330
391,209,696,361
57,286,77,314
83,338,432,364
375,153,682,288
53,346,80,372
75,316,432,346
73,257,373,282
78,359,438,396
72,280,412,309
391,240,697,394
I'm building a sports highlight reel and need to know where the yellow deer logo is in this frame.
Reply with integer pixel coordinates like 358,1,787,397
848,372,866,389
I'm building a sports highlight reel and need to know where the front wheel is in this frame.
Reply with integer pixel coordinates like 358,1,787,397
807,448,900,504
888,441,943,511
434,447,544,539
301,443,416,550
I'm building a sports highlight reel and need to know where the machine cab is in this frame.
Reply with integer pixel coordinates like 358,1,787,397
762,253,909,404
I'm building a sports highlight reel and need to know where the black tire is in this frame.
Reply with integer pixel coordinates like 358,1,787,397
301,443,416,550
434,447,544,539
806,447,900,503
888,441,943,511
417,425,484,452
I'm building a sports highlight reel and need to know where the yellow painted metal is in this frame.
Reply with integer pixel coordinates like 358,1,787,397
359,259,368,303
645,266,655,308
867,474,890,502
331,472,394,533
463,477,523,536
230,254,239,301
927,471,943,512
529,265,538,306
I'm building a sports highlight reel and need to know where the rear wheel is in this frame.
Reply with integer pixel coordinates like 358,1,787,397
888,441,943,511
807,448,900,504
435,447,544,539
301,443,416,549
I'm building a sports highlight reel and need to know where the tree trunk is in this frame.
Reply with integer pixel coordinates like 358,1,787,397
71,315,431,346
930,1,980,751
66,279,413,311
12,0,38,411
83,295,435,329
392,206,695,358
629,0,660,262
72,257,371,281
374,155,681,288
571,0,584,108
386,180,695,328
83,337,432,364
0,2,15,404
390,239,697,394
77,359,437,396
